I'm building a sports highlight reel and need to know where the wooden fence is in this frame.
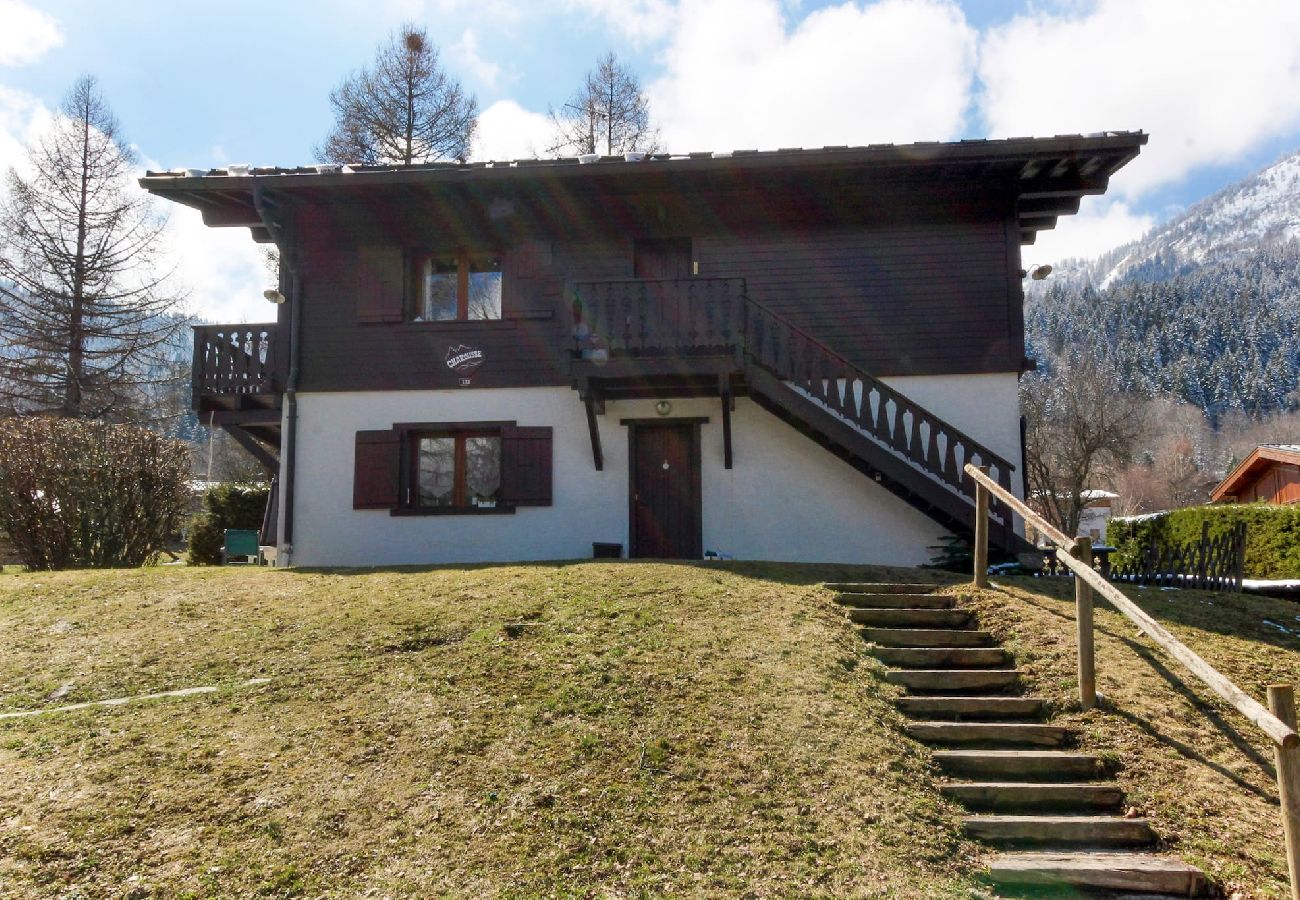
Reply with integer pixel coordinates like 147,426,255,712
968,464,1300,899
1110,520,1247,592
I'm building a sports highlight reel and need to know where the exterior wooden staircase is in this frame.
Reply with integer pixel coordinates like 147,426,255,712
829,580,1208,896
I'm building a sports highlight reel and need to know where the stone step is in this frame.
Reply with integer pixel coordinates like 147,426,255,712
858,627,995,648
868,647,1008,669
964,814,1156,848
886,669,1020,694
825,582,944,594
896,695,1045,720
835,592,955,609
848,608,972,628
906,722,1068,748
934,751,1102,781
940,782,1124,812
988,851,1206,895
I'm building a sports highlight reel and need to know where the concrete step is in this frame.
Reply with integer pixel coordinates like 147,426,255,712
896,695,1045,720
934,751,1102,781
868,646,1008,669
848,608,972,628
886,669,1020,694
964,814,1156,848
825,582,944,594
940,782,1123,812
858,627,994,648
988,851,1206,895
906,722,1068,748
835,592,955,609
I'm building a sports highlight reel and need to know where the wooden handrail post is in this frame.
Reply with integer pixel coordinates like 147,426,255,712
1269,685,1300,900
1073,535,1097,710
973,466,990,588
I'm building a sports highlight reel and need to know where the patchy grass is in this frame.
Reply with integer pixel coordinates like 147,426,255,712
3,563,1295,897
0,561,981,898
964,576,1300,899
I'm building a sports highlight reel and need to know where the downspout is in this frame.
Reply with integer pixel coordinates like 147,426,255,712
253,183,301,566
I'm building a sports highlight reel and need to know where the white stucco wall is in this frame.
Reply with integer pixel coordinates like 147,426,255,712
285,373,1021,568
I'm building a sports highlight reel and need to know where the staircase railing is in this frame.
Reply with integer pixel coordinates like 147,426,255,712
742,298,1018,528
966,462,1300,897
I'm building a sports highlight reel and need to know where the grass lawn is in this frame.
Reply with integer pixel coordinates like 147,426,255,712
0,562,1296,897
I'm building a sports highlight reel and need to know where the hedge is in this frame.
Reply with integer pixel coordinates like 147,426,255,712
187,483,271,565
0,417,190,569
1109,503,1300,579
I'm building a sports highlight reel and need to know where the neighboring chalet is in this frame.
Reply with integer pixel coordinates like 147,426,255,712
1211,444,1300,505
141,134,1145,567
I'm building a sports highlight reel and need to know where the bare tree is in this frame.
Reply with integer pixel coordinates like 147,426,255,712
1022,358,1147,535
548,52,659,157
0,75,186,421
317,25,478,165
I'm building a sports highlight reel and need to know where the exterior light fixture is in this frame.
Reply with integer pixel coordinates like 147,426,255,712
263,289,286,304
1020,264,1053,280
655,400,672,417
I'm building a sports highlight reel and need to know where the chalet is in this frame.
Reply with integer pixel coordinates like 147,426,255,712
1211,444,1300,505
141,134,1145,567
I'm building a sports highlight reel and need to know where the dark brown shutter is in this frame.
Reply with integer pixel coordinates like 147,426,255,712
501,425,552,506
353,430,401,509
356,246,405,323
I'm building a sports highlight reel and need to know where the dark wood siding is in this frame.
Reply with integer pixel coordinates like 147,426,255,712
293,187,1022,392
697,221,1018,376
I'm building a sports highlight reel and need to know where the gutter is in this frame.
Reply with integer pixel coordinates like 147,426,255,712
253,183,301,566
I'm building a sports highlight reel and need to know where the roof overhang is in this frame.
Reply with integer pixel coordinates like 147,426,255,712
140,132,1147,246
1210,445,1300,502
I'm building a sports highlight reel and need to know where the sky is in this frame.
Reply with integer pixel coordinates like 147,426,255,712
2,0,1299,323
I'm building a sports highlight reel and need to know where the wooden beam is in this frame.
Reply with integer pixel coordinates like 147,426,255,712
720,382,733,470
201,206,262,228
583,391,604,471
1019,197,1081,218
223,425,278,473
209,408,281,426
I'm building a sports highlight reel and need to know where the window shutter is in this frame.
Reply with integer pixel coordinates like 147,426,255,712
501,425,552,506
356,246,405,323
353,429,401,509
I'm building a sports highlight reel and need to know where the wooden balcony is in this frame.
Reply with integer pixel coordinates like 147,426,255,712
191,323,284,420
567,277,747,396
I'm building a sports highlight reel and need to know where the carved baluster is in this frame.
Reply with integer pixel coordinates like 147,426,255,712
908,407,924,465
943,434,960,489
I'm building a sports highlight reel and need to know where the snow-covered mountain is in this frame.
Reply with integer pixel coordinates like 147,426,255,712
1048,149,1300,290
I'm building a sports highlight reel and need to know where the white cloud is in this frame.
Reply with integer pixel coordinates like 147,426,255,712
449,29,501,89
1027,196,1154,266
0,1,62,67
159,205,270,324
648,0,976,152
565,0,677,43
0,84,51,177
979,0,1300,197
471,99,553,161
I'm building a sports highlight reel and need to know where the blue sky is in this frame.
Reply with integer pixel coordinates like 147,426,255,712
2,0,1299,321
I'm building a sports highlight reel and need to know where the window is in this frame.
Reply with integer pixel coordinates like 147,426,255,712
353,423,552,513
412,253,502,321
414,431,502,509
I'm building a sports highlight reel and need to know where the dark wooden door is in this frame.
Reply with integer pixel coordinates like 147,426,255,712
629,423,701,559
634,239,692,281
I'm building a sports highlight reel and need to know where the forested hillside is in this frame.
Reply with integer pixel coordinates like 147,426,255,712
1026,240,1300,421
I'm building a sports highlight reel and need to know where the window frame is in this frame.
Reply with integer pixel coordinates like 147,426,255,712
395,421,515,516
408,250,503,323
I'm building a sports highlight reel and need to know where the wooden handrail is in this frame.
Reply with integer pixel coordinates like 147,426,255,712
966,462,1299,750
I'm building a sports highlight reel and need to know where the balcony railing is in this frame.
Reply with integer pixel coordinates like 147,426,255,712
569,277,747,356
192,323,281,399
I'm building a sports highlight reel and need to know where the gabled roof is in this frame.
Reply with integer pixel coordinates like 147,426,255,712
1210,444,1300,502
139,131,1146,246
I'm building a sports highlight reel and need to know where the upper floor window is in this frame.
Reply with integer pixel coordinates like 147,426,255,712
412,253,502,322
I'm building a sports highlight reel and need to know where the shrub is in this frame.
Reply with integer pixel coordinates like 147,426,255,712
1110,503,1300,579
187,483,271,565
0,416,190,569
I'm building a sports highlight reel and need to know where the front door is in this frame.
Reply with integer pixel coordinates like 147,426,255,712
629,423,701,559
